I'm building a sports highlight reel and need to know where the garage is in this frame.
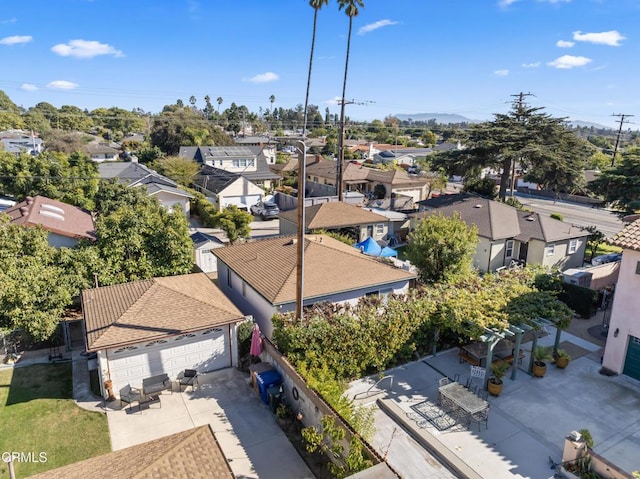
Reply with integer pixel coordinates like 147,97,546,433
106,327,231,392
83,273,246,397
623,335,640,381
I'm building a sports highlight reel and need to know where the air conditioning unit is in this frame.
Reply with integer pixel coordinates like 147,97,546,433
562,269,593,289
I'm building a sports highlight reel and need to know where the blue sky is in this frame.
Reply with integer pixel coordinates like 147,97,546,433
1,0,638,129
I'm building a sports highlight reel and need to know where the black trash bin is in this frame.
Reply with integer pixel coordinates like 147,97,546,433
267,385,282,414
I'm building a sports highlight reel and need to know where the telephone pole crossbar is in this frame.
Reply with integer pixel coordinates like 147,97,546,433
610,113,634,167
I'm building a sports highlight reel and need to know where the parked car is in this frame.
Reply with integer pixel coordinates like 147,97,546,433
591,253,622,266
250,201,280,220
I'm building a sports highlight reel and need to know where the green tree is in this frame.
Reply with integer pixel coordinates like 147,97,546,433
588,147,640,213
582,225,605,262
0,111,26,130
216,97,223,115
57,105,93,132
41,129,92,154
0,216,73,340
151,155,199,187
405,213,478,284
93,181,193,284
0,89,20,113
462,177,497,198
214,205,252,245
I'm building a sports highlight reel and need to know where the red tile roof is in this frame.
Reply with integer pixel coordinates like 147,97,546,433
4,195,95,241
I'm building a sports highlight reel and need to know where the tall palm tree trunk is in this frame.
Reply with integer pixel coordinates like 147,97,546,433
337,17,354,201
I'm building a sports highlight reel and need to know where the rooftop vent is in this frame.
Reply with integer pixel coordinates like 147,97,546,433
473,204,483,208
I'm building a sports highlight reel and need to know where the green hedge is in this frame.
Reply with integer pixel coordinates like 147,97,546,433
559,283,597,318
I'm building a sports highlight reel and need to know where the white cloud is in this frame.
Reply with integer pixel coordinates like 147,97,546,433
498,0,520,7
556,40,574,48
51,39,124,58
0,18,17,25
0,35,33,45
243,72,279,83
358,20,399,35
494,69,510,76
47,80,79,90
326,97,342,106
547,55,592,69
573,30,625,46
20,83,38,91
522,62,541,68
540,0,571,3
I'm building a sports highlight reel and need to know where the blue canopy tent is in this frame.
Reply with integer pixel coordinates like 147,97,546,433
354,237,397,257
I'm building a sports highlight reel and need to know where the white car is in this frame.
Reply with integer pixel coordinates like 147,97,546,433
250,201,280,220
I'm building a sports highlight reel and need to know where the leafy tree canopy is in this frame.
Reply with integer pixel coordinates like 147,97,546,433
588,147,640,213
405,212,478,284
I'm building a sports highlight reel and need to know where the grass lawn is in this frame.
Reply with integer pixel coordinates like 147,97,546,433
0,363,110,478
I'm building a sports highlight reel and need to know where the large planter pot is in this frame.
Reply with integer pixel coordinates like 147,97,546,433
532,361,547,378
555,356,570,369
487,379,503,396
559,465,581,479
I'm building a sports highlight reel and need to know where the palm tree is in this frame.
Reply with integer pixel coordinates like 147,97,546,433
336,0,364,201
269,94,275,114
295,0,329,321
216,97,223,115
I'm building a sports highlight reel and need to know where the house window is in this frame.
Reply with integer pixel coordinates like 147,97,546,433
568,239,578,254
636,261,640,275
227,269,232,289
546,244,555,256
505,240,514,257
218,160,223,166
375,224,385,235
242,281,246,297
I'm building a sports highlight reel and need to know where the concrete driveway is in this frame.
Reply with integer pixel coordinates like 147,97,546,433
346,329,640,479
107,368,313,479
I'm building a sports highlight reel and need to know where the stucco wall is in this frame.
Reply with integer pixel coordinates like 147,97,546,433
603,249,640,374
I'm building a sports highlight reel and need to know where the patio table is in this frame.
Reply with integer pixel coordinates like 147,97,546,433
438,382,489,424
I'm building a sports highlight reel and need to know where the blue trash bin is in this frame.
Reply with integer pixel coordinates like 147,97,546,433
255,370,282,404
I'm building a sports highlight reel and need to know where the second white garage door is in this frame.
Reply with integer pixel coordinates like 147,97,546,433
107,327,230,392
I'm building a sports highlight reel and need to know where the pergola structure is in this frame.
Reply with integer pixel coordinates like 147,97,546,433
478,317,565,389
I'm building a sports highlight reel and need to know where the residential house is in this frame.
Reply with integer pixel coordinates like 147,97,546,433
193,165,265,211
414,193,588,273
191,231,225,274
305,159,428,207
26,425,234,479
82,273,246,395
278,201,391,243
212,234,416,338
83,141,120,162
3,195,95,247
362,207,410,245
602,219,640,381
179,145,281,191
0,129,44,155
98,162,194,217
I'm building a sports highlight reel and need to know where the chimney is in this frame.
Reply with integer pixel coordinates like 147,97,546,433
19,206,29,216
26,196,34,205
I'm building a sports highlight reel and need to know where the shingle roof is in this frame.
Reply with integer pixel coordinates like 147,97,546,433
4,195,96,241
25,425,234,479
82,273,245,351
413,194,520,240
190,231,225,248
279,201,388,229
515,211,589,242
212,234,415,305
195,166,241,194
609,219,640,251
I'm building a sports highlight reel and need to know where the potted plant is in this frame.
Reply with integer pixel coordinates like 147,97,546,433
488,360,509,396
532,346,552,377
554,348,571,369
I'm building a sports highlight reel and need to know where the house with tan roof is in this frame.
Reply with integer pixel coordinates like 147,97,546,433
212,234,416,338
414,193,588,273
82,273,246,395
3,195,96,247
25,425,234,479
278,201,391,243
602,219,640,381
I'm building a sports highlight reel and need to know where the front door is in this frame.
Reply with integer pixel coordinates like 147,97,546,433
623,336,640,381
518,242,528,263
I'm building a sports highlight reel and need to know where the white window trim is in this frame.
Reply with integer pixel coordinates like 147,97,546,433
505,240,514,257
546,243,556,256
568,239,578,254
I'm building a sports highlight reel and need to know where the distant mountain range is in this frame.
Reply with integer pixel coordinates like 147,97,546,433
394,113,479,124
394,112,616,131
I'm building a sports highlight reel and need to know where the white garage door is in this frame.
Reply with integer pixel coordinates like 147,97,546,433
223,195,261,210
107,327,230,392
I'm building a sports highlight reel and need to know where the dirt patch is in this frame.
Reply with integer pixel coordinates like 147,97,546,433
276,417,334,479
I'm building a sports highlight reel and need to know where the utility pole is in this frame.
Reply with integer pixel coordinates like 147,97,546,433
336,98,373,201
610,113,634,167
508,92,535,198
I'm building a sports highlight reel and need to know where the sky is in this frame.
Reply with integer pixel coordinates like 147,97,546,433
1,0,638,129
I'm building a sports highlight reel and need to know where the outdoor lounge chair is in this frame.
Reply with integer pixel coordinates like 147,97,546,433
119,384,141,411
178,369,199,391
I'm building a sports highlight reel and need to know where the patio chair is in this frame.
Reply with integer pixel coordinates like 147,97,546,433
178,369,199,391
119,384,141,411
438,377,451,387
468,405,490,431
